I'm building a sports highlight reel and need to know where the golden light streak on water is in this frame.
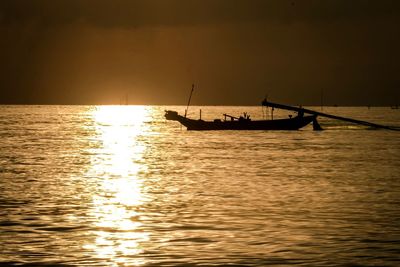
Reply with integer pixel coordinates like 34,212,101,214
83,106,151,265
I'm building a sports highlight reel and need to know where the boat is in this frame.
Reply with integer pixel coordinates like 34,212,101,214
165,110,316,130
165,85,316,131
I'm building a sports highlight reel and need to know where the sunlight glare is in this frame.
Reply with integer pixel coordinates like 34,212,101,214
84,105,152,265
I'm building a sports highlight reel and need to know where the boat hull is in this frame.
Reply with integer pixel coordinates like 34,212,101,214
165,110,315,131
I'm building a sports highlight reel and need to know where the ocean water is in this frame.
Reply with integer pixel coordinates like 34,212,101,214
0,105,399,267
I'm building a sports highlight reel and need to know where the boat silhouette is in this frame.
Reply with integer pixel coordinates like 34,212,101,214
165,110,315,131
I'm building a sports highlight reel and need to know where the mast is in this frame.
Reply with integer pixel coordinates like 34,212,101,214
184,84,195,118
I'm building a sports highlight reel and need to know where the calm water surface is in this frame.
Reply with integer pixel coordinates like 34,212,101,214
0,105,399,266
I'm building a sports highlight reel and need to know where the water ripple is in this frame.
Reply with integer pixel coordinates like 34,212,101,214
1,105,399,266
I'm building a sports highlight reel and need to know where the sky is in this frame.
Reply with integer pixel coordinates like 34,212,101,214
0,0,399,105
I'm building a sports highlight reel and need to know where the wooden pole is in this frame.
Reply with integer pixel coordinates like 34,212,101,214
271,107,274,120
320,88,323,111
262,100,399,131
184,84,194,118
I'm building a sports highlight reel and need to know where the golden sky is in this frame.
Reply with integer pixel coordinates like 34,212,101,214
1,0,399,105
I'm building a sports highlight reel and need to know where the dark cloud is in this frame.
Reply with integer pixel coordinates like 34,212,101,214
1,0,399,28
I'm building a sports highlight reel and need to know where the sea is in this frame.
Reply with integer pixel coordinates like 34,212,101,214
1,105,399,267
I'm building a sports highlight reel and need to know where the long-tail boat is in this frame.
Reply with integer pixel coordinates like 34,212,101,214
165,84,399,131
165,110,316,131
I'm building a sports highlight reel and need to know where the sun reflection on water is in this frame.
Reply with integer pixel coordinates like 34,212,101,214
84,105,151,265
